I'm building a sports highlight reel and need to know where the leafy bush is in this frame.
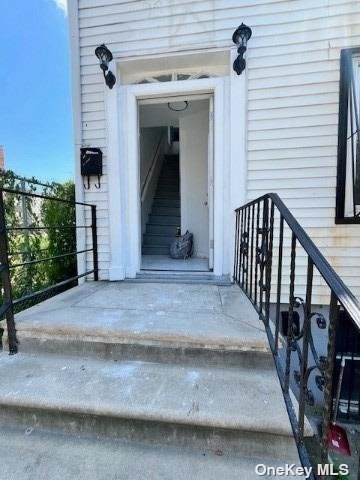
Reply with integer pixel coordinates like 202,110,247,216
41,181,77,285
0,171,76,312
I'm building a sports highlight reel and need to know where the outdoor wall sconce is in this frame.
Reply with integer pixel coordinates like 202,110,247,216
232,23,252,75
95,44,116,89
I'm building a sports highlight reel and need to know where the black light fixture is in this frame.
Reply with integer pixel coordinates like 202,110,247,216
167,101,188,112
95,44,116,89
232,23,252,75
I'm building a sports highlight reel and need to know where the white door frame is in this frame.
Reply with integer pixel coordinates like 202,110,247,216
208,95,214,270
106,76,228,279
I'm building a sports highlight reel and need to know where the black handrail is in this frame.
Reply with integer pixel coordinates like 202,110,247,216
0,187,98,354
236,193,360,329
234,193,360,477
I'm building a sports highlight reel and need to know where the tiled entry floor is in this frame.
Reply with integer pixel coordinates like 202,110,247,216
141,255,209,271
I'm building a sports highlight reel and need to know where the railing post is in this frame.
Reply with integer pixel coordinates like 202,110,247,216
91,205,98,281
284,232,296,392
254,202,260,305
298,257,313,442
274,214,284,356
321,291,339,465
234,210,239,283
259,197,269,315
0,190,18,354
241,208,247,288
249,203,255,299
264,200,274,325
239,209,244,286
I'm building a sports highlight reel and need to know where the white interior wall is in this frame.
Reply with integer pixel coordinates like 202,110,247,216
180,102,209,259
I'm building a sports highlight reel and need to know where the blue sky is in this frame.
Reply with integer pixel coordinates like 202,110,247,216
0,0,74,182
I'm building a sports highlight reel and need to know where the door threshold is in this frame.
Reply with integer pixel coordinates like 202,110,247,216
132,271,232,286
141,255,210,272
140,269,212,275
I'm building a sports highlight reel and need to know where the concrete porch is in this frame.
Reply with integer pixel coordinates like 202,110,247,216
0,281,308,479
15,281,269,354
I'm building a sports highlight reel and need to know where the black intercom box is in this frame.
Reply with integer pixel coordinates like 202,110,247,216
80,148,103,176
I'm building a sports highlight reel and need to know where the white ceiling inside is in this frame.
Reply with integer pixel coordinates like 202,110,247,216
139,99,209,127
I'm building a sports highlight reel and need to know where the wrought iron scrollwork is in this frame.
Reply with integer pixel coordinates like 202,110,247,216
289,297,328,406
234,193,360,470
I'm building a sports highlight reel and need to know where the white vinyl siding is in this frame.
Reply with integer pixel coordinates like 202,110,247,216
73,0,360,297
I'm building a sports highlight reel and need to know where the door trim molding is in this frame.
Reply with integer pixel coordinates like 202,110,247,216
105,70,246,279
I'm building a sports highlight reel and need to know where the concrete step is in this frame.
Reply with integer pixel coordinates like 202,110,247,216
14,282,271,365
0,426,303,480
143,234,176,246
146,223,179,235
0,352,303,463
151,206,180,216
149,214,181,225
142,245,170,255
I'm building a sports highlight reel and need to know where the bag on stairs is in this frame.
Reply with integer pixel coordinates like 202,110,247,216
169,231,194,259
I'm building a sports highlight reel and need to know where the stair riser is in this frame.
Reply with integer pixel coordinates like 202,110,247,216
151,207,180,216
146,224,178,235
153,199,180,207
158,173,179,179
143,235,175,246
152,195,180,201
18,337,273,370
149,215,180,225
142,246,169,255
0,405,298,461
156,185,180,195
157,175,179,181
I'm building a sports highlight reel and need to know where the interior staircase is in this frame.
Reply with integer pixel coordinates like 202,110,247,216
0,282,309,479
142,154,180,255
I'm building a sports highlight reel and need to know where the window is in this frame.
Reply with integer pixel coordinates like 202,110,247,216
336,48,360,223
136,72,212,84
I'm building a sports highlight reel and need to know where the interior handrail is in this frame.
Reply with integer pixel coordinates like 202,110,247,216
140,133,165,201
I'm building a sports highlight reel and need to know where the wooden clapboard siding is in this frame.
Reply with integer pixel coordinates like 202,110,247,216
72,0,360,298
244,2,360,299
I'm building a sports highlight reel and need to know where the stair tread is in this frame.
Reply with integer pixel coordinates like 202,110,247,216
0,351,296,436
144,233,177,237
142,248,169,253
16,282,269,351
0,426,303,480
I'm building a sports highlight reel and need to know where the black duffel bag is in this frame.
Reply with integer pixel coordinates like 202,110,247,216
169,230,194,259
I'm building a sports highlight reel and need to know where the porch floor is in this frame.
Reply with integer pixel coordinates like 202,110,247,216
141,255,209,271
1,281,309,476
15,281,268,352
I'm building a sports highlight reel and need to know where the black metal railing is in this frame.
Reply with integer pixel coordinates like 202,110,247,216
234,193,360,476
0,187,98,354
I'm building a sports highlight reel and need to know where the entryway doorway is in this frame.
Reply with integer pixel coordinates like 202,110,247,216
138,95,214,272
